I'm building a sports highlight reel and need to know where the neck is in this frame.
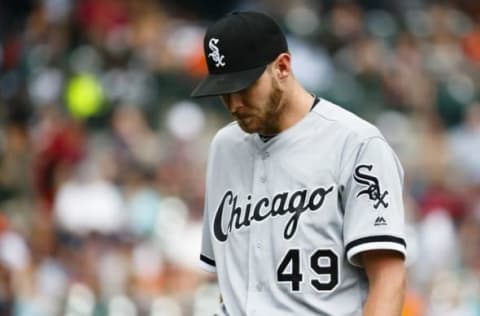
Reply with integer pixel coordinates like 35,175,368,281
277,81,315,132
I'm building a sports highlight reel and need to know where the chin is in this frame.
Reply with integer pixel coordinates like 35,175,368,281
237,120,260,134
238,125,258,134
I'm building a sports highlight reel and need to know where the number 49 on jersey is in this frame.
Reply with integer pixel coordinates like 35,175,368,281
276,248,339,292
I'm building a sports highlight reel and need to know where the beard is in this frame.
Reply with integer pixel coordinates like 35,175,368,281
235,79,284,135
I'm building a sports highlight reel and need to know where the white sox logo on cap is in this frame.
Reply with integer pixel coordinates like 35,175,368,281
208,38,226,68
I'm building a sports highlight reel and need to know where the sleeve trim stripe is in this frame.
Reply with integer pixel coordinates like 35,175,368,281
346,235,406,253
199,260,217,273
200,254,216,267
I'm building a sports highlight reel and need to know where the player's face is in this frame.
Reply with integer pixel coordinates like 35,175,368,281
222,66,284,135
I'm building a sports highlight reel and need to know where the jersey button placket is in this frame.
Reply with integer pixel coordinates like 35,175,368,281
260,151,269,183
248,150,268,312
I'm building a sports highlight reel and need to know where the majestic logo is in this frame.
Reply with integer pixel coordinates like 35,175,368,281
208,38,226,68
374,216,387,226
213,186,334,242
353,164,389,209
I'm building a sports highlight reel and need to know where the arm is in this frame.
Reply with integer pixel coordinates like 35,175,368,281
362,250,406,316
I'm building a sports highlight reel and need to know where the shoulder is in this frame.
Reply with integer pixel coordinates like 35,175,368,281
210,121,247,152
311,99,394,175
311,98,384,143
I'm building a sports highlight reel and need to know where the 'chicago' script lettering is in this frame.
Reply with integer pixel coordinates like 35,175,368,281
213,186,334,242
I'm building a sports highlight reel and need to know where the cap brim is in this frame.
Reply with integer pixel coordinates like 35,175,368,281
191,65,267,98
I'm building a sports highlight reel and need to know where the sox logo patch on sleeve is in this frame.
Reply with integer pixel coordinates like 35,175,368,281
200,99,407,316
353,164,389,209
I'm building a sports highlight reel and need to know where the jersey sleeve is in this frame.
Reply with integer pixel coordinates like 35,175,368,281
340,137,407,267
200,210,216,273
199,140,217,273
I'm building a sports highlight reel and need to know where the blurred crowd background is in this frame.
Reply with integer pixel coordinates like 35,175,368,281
1,0,480,315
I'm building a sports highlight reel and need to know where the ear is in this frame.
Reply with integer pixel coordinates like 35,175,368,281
272,53,291,80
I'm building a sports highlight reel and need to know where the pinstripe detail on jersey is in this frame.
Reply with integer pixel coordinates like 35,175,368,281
345,235,406,254
200,254,216,267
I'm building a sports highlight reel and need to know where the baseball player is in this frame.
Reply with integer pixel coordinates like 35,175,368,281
192,11,407,316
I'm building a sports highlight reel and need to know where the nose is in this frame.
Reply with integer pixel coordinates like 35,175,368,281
224,92,244,113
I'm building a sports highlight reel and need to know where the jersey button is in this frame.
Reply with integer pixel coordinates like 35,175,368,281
261,151,270,160
256,242,262,249
260,176,267,183
256,282,264,291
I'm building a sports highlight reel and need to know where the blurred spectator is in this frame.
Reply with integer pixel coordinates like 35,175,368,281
32,113,86,213
53,166,126,236
448,102,480,185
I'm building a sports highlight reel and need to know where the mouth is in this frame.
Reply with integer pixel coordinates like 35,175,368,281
234,114,255,128
235,114,250,120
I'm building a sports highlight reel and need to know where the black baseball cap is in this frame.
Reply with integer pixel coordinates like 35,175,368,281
191,11,288,98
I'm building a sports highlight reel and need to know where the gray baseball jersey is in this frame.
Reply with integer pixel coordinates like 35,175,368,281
200,98,407,316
